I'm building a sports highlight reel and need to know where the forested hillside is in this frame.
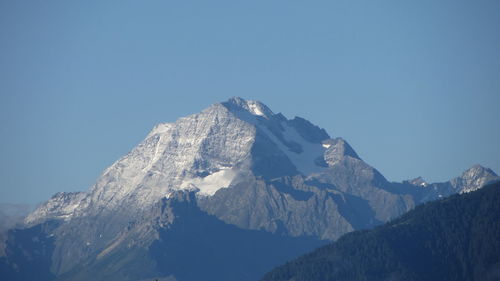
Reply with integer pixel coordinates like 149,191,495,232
262,181,500,281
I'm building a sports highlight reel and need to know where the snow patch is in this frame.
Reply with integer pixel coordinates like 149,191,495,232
180,169,237,196
247,101,265,117
281,126,327,175
260,124,327,175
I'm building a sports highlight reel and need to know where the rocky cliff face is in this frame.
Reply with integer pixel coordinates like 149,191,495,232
3,97,498,281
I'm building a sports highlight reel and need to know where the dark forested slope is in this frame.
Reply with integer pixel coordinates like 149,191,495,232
261,181,500,281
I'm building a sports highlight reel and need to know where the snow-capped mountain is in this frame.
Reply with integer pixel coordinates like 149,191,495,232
3,97,498,281
26,97,338,226
26,98,324,223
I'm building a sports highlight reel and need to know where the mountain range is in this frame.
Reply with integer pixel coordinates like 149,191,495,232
1,97,498,281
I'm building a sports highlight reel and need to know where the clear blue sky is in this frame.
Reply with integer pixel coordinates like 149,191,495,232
1,0,499,204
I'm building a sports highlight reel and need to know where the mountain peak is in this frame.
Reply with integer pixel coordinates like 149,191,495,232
452,164,499,193
222,97,274,118
407,176,428,187
322,138,360,166
462,164,497,177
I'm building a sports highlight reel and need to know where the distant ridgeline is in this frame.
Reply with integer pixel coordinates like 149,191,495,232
261,181,500,281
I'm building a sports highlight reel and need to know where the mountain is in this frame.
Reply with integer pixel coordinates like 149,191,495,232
261,181,500,281
1,97,498,281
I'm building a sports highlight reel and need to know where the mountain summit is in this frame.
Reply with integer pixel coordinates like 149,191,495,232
26,97,342,225
3,97,498,281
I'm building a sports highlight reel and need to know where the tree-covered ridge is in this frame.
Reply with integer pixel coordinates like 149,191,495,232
261,181,500,281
